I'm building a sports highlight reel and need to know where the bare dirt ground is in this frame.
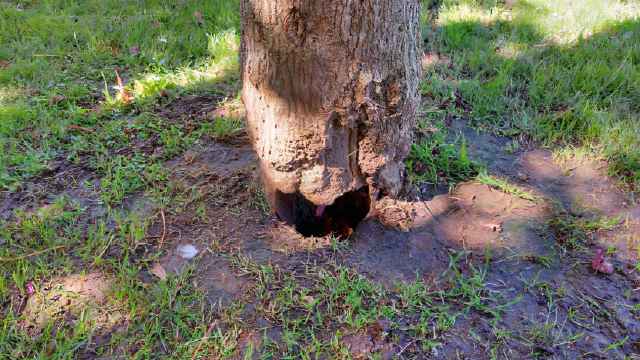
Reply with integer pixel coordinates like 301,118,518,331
3,95,639,358
144,97,640,357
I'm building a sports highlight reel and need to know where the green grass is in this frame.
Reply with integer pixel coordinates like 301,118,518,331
418,0,640,189
408,119,481,187
0,0,243,357
0,0,240,190
476,170,538,201
547,206,621,251
1,0,639,357
228,251,507,357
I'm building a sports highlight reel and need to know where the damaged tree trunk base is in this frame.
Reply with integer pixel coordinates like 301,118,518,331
241,0,421,236
274,186,371,238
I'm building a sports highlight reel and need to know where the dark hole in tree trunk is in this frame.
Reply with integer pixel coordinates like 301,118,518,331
274,186,370,237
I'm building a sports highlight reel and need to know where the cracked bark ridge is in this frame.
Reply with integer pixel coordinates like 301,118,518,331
241,0,421,214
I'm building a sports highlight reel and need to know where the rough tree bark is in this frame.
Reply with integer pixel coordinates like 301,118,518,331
240,0,421,235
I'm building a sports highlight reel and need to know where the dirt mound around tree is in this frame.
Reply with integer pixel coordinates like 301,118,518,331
146,116,640,357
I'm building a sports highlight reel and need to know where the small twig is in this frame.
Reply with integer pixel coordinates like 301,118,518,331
191,321,218,360
67,124,95,133
397,339,416,358
94,234,115,263
0,245,66,262
159,209,167,248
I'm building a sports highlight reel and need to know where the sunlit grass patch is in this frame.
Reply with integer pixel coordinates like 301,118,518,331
0,0,241,189
423,0,640,189
476,170,538,201
132,30,240,104
524,0,640,43
0,85,27,106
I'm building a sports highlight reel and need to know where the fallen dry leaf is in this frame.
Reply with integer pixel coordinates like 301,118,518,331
0,60,10,69
67,124,94,133
592,248,614,274
49,94,66,106
114,69,133,104
129,45,140,56
150,262,168,280
193,11,204,25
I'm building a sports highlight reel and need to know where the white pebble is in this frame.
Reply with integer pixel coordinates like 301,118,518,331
176,244,198,259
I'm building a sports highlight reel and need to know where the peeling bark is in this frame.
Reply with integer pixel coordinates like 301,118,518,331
241,0,421,226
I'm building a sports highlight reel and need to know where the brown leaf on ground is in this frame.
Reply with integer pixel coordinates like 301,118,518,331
115,69,133,104
592,248,614,274
49,95,66,106
129,45,140,56
193,11,204,25
150,263,168,280
0,60,10,69
67,124,94,133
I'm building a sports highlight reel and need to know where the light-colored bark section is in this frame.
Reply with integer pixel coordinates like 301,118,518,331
241,0,421,206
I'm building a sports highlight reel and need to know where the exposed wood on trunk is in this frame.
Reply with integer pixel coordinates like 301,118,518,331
241,0,421,221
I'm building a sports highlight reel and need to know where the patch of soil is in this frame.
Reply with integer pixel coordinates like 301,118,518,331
10,87,639,357
153,94,226,124
455,118,639,261
147,140,269,305
145,115,640,357
21,273,125,335
0,159,100,221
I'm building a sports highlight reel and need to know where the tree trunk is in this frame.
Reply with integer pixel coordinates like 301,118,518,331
241,0,421,235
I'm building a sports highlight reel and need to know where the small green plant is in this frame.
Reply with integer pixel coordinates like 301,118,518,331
547,208,621,251
407,121,480,186
202,116,244,138
98,155,147,205
159,125,188,158
477,171,537,201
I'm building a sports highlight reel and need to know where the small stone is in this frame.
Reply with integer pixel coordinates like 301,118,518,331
177,244,198,259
